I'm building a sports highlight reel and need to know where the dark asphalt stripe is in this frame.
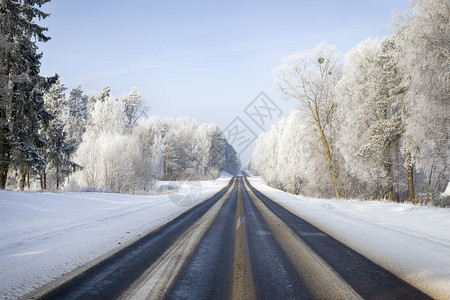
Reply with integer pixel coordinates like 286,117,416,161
243,175,433,300
240,177,314,299
33,178,235,300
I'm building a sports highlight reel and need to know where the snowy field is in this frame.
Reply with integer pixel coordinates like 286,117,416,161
0,176,230,299
248,177,450,299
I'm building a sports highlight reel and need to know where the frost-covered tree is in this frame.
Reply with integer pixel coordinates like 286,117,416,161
221,142,241,176
393,0,450,203
132,117,165,190
163,118,196,180
252,0,448,205
358,39,405,201
71,98,237,193
206,125,226,177
64,85,88,146
251,109,333,197
85,97,126,137
0,0,52,189
335,38,406,201
334,39,383,198
41,78,77,190
74,93,129,190
120,87,145,134
88,86,110,105
273,43,342,198
194,123,213,177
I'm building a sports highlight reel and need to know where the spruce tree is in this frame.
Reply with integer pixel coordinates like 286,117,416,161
0,0,52,189
42,78,77,190
65,85,88,145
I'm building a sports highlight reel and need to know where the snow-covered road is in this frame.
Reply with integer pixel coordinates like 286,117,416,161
0,177,230,299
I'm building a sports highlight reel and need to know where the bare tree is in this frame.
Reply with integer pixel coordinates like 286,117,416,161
273,43,342,198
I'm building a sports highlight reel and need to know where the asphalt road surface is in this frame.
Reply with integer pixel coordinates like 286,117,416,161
30,176,431,300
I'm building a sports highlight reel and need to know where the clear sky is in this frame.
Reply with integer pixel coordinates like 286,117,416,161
38,0,410,163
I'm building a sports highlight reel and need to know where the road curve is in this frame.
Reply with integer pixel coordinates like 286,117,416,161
29,176,432,299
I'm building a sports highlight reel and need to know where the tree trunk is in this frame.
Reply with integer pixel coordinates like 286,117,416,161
43,170,47,190
318,127,340,199
408,164,415,204
0,107,8,189
19,170,26,191
378,183,384,199
56,164,60,190
394,151,400,202
164,151,168,180
0,165,7,189
387,178,394,202
343,175,348,199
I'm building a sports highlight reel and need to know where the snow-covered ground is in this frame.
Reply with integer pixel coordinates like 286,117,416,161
248,176,450,299
0,176,230,299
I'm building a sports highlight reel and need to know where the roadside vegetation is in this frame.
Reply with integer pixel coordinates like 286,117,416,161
251,0,449,206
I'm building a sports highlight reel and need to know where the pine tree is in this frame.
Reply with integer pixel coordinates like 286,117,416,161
120,87,144,134
65,85,88,145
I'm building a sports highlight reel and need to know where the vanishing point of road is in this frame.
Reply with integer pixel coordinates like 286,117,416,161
29,176,431,300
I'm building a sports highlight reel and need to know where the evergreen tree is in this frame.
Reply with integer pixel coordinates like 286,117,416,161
42,78,77,190
65,85,88,145
120,86,144,134
221,142,241,176
0,0,52,189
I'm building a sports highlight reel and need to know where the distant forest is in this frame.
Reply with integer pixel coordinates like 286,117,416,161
0,0,240,193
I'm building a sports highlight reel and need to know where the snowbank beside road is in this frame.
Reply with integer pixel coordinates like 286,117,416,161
248,176,450,299
0,177,230,299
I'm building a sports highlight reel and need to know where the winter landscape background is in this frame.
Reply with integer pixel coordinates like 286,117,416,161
0,0,449,299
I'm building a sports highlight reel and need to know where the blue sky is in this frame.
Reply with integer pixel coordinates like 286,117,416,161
38,0,410,162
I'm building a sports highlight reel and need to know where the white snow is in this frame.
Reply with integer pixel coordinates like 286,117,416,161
248,176,450,299
0,176,230,299
443,181,450,197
